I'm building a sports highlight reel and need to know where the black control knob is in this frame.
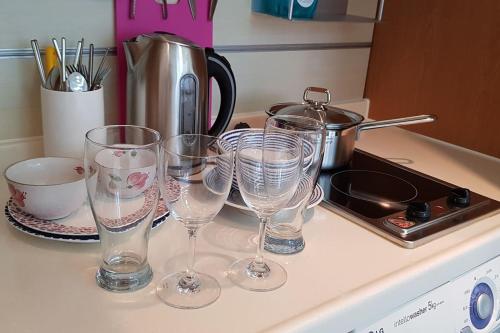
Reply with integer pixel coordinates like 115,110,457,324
406,201,431,221
233,122,251,129
448,187,471,207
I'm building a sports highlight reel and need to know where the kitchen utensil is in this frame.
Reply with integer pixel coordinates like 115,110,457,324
78,63,90,84
129,0,136,19
208,0,217,20
161,0,168,19
30,40,47,88
5,196,168,242
67,71,88,92
44,46,58,75
158,134,233,309
61,37,67,91
66,64,77,74
264,115,326,254
78,38,84,66
227,130,302,292
4,157,87,220
84,125,162,292
188,0,196,19
266,87,437,170
51,38,64,90
124,32,236,139
51,38,62,62
91,48,109,90
88,43,94,88
46,66,60,90
73,40,82,67
92,66,110,88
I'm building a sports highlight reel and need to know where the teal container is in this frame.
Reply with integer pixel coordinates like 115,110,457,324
252,0,318,20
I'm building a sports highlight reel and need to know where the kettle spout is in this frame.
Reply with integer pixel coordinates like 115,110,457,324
123,36,150,69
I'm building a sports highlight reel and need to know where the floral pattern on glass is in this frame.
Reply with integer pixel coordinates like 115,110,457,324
127,172,148,189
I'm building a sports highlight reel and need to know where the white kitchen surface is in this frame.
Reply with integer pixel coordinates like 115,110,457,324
0,120,499,332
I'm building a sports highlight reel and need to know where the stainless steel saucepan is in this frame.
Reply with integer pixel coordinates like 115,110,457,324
265,87,437,170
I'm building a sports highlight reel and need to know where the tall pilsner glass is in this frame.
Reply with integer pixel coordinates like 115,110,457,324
228,130,302,291
84,125,161,292
264,115,326,254
158,134,234,309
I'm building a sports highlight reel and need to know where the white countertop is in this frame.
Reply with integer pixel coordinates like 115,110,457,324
0,123,499,333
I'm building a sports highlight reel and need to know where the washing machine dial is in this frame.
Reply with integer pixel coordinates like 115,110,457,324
470,282,495,329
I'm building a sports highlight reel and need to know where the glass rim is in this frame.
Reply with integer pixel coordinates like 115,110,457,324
266,114,326,134
85,125,162,150
163,134,233,159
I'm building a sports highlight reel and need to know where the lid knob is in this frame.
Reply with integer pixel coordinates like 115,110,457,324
303,87,331,109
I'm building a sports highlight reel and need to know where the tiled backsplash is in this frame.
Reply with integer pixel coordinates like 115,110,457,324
0,0,377,141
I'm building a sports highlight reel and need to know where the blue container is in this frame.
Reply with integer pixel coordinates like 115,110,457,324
252,0,318,20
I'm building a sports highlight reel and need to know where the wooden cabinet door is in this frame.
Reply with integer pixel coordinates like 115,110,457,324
364,0,500,158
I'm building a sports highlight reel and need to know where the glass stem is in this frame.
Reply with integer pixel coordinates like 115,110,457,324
186,227,198,280
254,216,268,265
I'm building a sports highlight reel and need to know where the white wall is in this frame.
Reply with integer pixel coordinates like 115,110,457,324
0,0,376,141
212,0,377,114
0,0,116,141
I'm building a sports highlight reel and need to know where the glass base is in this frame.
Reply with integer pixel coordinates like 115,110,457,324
265,233,305,254
265,224,305,254
228,257,287,292
96,263,153,293
157,272,221,309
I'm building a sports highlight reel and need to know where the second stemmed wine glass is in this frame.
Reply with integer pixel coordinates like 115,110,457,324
228,130,302,291
158,134,234,309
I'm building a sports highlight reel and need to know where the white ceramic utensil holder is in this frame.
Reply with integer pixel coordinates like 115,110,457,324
41,86,105,159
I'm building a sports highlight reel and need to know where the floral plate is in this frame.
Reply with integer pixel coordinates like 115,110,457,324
5,192,169,243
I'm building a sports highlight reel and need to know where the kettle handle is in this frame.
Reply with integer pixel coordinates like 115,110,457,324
206,48,236,137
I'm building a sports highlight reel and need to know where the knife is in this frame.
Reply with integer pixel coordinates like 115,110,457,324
187,0,196,20
129,0,136,19
30,40,47,88
208,0,217,21
161,0,168,19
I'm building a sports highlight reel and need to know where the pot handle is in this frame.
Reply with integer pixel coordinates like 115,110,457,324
357,114,437,136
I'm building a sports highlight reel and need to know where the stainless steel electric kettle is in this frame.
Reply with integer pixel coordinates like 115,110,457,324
124,32,236,139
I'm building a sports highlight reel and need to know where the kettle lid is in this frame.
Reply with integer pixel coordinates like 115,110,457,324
131,32,203,50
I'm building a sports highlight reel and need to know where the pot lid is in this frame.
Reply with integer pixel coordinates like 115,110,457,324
266,87,364,130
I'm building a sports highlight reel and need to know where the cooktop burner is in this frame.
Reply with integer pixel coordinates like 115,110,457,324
318,149,500,248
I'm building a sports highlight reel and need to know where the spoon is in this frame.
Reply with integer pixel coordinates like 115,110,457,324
68,72,88,92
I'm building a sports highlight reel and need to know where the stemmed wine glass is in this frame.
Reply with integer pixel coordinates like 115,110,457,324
264,115,326,254
228,130,302,291
158,134,234,309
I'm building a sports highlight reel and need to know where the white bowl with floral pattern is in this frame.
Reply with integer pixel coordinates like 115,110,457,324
4,157,87,220
95,148,156,199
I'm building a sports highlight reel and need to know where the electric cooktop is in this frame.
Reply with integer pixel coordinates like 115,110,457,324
318,149,500,248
